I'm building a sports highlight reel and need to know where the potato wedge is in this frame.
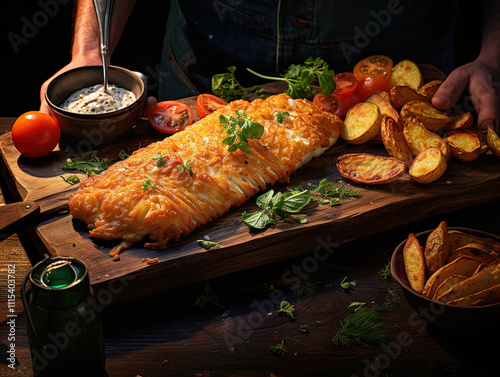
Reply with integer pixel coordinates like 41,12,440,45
408,147,447,184
447,129,488,155
447,243,500,265
336,153,406,185
437,262,500,303
418,80,443,101
403,117,450,158
403,233,427,293
381,116,414,167
390,85,429,111
401,100,451,131
389,59,424,90
421,255,483,299
365,92,403,130
448,230,500,255
433,275,468,300
444,131,481,162
341,102,381,144
424,221,450,275
486,126,500,159
447,283,500,306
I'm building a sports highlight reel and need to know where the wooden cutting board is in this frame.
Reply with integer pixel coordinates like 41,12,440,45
2,77,500,306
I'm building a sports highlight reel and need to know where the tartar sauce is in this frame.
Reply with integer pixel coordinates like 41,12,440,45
60,84,136,114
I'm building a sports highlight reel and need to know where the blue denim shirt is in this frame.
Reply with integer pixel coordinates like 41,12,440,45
159,0,456,100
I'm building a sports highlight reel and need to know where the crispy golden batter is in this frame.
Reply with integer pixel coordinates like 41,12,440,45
69,94,343,259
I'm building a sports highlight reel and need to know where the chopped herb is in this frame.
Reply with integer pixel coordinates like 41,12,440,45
143,179,156,191
310,179,360,206
176,161,193,176
212,66,264,102
194,282,220,310
269,340,287,356
242,189,310,230
299,325,310,334
62,151,108,176
348,302,366,311
378,259,391,280
275,300,295,320
61,175,80,185
274,111,290,124
247,57,335,100
220,110,265,153
290,281,318,297
332,304,390,347
340,276,351,290
119,150,130,160
153,154,166,167
197,240,221,250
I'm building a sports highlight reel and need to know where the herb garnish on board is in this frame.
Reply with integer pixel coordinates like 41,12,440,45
212,66,264,102
62,150,108,175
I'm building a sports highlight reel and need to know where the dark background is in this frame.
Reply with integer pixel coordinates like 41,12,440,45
1,1,483,118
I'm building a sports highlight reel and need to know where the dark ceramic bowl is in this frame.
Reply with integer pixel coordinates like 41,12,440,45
45,65,146,148
391,227,500,332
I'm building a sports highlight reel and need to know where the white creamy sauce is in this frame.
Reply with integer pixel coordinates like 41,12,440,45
60,84,136,114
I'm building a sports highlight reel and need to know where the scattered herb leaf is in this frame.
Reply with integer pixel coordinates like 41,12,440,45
310,179,360,206
299,325,310,334
197,240,222,250
332,304,390,348
62,151,108,176
220,110,264,153
275,300,295,320
212,66,264,102
340,276,351,290
194,282,220,310
379,259,391,280
61,175,80,185
269,340,287,356
153,154,166,167
290,281,318,297
143,179,156,192
274,111,290,124
176,160,193,176
119,150,130,160
247,57,335,100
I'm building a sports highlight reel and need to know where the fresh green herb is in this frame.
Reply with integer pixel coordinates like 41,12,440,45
61,175,80,185
378,259,391,280
348,302,366,311
62,151,108,176
332,304,390,348
310,179,360,206
242,189,310,230
220,110,265,153
197,240,222,250
119,150,130,160
269,340,287,356
176,161,193,176
275,300,295,320
153,154,166,167
299,325,310,334
340,276,351,290
290,281,318,297
247,57,335,100
143,179,156,191
274,111,290,124
212,66,264,102
194,282,220,310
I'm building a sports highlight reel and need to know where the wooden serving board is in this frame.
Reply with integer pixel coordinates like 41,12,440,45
2,78,500,305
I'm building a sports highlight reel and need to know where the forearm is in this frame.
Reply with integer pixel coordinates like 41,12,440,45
477,0,500,70
70,0,137,62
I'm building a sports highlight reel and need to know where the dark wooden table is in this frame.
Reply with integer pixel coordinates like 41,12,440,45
1,116,500,377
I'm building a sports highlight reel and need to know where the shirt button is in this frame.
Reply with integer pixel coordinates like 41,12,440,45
292,17,312,26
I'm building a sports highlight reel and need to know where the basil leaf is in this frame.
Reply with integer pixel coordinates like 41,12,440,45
256,190,275,209
280,190,311,213
242,210,272,229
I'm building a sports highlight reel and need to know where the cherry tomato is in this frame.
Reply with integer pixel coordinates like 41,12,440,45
334,72,358,96
196,94,228,119
148,100,194,134
355,76,393,101
12,111,60,158
353,55,393,80
338,92,361,116
313,93,343,115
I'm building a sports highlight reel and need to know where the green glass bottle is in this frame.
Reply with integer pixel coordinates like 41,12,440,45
22,256,106,377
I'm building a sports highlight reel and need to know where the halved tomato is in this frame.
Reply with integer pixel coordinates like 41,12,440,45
334,72,358,96
313,92,360,118
196,94,228,119
355,76,393,101
353,55,393,80
148,100,194,134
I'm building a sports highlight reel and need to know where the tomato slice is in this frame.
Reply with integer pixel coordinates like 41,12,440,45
334,72,358,96
353,55,393,80
313,92,359,118
354,76,393,101
196,94,228,119
148,101,194,134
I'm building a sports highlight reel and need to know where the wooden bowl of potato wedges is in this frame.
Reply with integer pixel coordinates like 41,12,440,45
391,223,500,331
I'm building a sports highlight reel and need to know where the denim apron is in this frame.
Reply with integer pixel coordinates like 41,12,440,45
159,0,456,100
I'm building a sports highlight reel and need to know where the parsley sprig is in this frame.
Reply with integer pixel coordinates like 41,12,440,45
247,57,336,100
212,66,264,102
220,110,264,153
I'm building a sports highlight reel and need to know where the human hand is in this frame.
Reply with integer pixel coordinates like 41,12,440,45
432,60,499,132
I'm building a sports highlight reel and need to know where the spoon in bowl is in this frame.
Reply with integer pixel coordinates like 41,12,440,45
93,0,114,94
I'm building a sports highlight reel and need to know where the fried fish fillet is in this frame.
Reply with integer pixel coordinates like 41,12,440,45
69,94,343,259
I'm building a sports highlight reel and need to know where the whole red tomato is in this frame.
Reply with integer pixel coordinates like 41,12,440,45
12,111,60,158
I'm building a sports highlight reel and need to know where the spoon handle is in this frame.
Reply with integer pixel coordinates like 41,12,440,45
93,0,114,93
